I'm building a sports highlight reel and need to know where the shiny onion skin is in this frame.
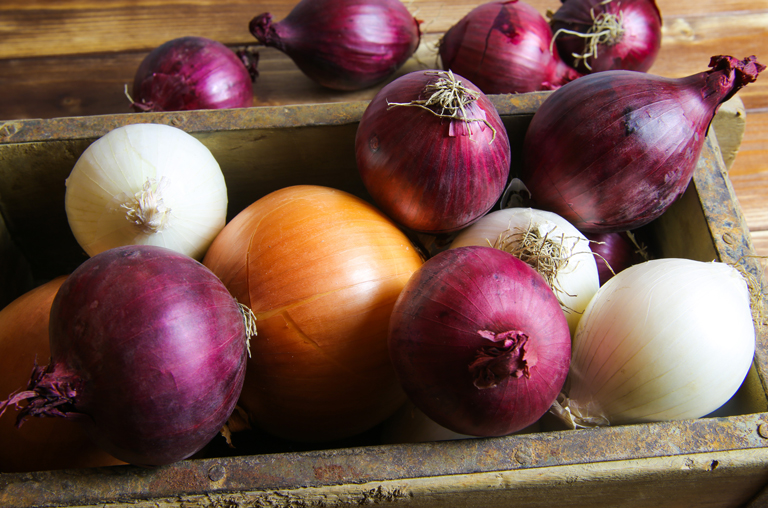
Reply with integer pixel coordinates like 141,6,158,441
439,0,582,94
520,55,765,233
249,0,421,91
550,0,662,74
389,246,571,436
0,278,124,472
132,36,256,112
355,70,511,234
203,185,424,442
0,246,249,467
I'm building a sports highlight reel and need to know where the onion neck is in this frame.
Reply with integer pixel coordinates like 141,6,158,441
0,361,84,427
249,13,286,51
470,329,535,389
122,178,171,234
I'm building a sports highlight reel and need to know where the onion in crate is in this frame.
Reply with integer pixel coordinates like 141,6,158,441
203,185,424,442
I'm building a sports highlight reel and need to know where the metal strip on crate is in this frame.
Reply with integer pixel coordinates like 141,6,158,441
2,413,768,507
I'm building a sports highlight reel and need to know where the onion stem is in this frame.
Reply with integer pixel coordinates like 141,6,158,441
550,0,625,71
387,70,497,142
122,178,171,234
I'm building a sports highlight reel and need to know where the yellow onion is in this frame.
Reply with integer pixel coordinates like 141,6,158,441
203,185,423,442
0,278,124,472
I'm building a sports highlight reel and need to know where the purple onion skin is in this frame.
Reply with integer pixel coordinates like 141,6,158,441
439,0,583,94
132,36,255,112
249,0,421,91
520,55,765,233
355,70,511,234
550,0,662,74
389,246,571,437
1,245,248,467
585,231,646,285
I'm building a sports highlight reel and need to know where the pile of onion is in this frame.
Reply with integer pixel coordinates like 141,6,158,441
0,245,251,466
355,69,511,234
388,246,571,436
553,258,757,428
0,277,124,472
549,0,662,74
131,36,257,112
65,123,228,261
439,0,582,94
520,55,765,233
203,185,424,442
249,0,421,91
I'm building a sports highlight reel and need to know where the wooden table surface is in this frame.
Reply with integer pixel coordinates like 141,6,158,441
1,0,767,267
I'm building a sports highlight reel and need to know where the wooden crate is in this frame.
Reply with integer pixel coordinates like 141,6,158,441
1,93,768,508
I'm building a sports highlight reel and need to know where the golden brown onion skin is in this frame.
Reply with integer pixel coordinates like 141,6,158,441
203,185,424,442
0,277,124,472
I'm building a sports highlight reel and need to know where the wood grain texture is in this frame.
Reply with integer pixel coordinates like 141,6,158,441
1,0,767,263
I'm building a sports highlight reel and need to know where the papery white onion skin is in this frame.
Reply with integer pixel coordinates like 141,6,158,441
561,258,755,427
64,123,228,261
450,207,599,335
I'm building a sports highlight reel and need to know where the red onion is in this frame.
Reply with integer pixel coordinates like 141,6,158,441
0,245,249,466
585,231,648,284
355,69,511,234
388,246,571,436
520,55,765,233
550,0,662,74
131,36,257,112
249,0,421,91
439,0,582,94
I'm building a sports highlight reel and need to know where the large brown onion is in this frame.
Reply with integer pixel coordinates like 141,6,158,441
203,185,424,442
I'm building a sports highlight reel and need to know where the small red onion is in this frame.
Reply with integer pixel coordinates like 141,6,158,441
439,0,582,94
585,231,648,284
131,36,257,112
550,0,662,74
520,55,765,233
0,245,249,466
355,69,511,234
389,246,571,436
249,0,421,91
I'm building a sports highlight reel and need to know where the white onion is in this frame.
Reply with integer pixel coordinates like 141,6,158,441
450,207,600,335
65,123,228,260
555,258,756,428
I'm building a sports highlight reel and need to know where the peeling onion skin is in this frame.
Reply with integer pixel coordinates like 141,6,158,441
249,0,421,91
549,0,662,74
355,70,511,234
520,55,765,233
203,185,424,442
0,246,249,467
439,0,583,94
388,246,571,437
0,277,125,472
132,36,256,112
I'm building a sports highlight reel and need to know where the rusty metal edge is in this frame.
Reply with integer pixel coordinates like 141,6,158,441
2,412,768,508
0,93,550,144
